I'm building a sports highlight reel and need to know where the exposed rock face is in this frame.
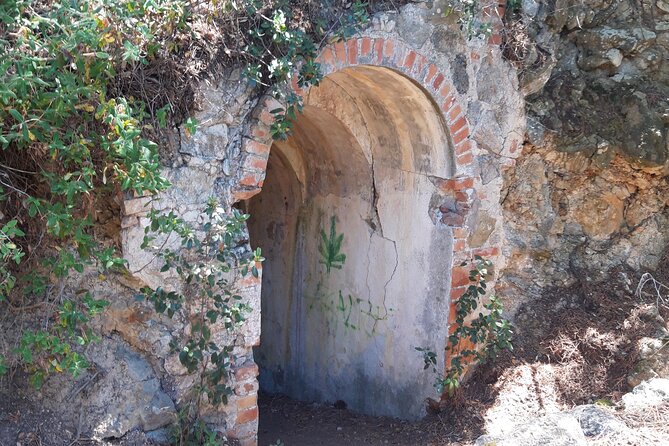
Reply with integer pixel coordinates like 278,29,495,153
500,0,669,303
477,379,669,446
501,147,669,302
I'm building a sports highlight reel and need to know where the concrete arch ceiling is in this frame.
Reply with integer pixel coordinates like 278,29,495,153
248,60,463,419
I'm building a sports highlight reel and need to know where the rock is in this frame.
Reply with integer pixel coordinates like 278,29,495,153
396,4,433,48
622,378,669,410
85,341,177,440
576,27,656,57
475,413,587,446
522,0,540,18
569,404,625,437
628,335,669,387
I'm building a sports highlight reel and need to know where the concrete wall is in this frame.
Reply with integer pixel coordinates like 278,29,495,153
248,66,456,418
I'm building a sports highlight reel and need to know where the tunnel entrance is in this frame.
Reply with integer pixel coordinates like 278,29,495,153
246,66,456,419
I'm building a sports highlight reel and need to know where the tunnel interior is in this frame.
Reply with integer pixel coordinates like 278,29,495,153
246,66,457,419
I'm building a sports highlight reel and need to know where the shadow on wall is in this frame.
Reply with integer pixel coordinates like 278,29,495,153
245,65,457,420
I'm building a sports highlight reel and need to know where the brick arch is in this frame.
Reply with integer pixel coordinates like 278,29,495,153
235,37,476,200
234,35,499,406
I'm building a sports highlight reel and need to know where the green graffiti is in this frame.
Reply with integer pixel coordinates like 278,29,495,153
319,215,346,274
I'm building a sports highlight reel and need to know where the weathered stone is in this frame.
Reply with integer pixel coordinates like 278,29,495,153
469,212,496,248
628,335,669,387
479,155,500,185
475,413,587,446
396,4,433,48
569,405,626,437
622,378,669,410
78,341,177,440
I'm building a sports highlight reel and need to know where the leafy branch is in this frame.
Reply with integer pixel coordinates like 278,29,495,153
418,256,513,396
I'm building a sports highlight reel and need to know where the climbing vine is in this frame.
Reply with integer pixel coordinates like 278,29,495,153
138,198,262,441
0,0,370,387
442,0,497,39
418,256,513,396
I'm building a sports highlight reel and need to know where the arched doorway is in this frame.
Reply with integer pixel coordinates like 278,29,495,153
246,65,457,419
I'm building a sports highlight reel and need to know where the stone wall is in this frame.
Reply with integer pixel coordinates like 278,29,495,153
33,0,669,443
112,1,526,442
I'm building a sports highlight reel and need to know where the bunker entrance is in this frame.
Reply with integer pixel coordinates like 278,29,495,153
247,66,456,419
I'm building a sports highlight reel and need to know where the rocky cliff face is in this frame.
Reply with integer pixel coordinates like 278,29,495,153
501,0,669,304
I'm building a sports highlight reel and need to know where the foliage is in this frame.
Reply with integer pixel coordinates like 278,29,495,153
16,294,109,387
241,0,369,139
442,0,495,39
0,1,371,442
139,198,260,422
418,256,513,396
319,215,346,274
171,407,226,446
0,0,183,383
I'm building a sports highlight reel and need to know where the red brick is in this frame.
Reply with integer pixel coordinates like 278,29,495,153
347,39,358,65
250,124,269,141
373,39,384,63
233,189,260,201
436,86,449,102
453,227,468,239
454,177,474,189
455,191,469,202
448,104,462,122
489,33,502,45
454,239,466,252
318,47,335,66
243,155,268,171
449,116,467,135
457,152,474,166
334,41,347,65
448,322,459,335
472,246,500,258
243,139,270,156
455,140,472,156
383,40,394,61
413,54,427,76
433,73,445,89
441,95,456,113
452,128,469,145
361,37,372,56
235,380,259,396
237,394,257,410
404,50,416,69
239,174,260,187
236,407,259,425
449,301,458,323
451,266,471,288
424,64,438,84
235,363,259,381
451,286,467,302
257,109,274,127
